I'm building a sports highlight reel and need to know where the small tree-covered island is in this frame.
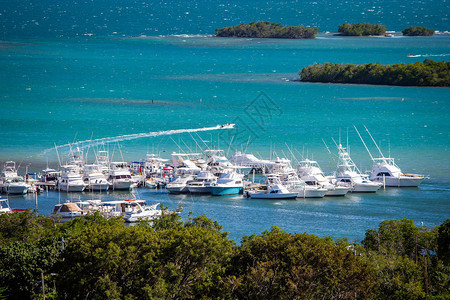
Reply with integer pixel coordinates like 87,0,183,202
0,210,449,299
300,59,450,87
338,22,386,36
403,26,435,36
215,21,318,39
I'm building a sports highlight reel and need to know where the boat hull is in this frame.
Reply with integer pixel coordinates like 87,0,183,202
296,188,328,198
249,192,297,199
211,186,243,196
86,183,110,192
4,184,29,195
350,182,380,193
111,180,133,191
372,176,425,187
58,184,86,192
325,186,350,197
166,185,189,194
188,186,212,194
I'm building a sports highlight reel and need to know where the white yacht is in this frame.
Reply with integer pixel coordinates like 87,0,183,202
246,176,297,199
210,172,244,196
41,168,60,183
187,171,217,194
166,174,197,194
298,159,349,197
101,199,162,223
51,202,87,222
354,125,426,187
58,165,86,192
1,161,30,195
108,162,133,190
83,164,110,191
335,144,381,193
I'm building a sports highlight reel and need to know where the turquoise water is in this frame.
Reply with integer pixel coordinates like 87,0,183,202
0,1,449,242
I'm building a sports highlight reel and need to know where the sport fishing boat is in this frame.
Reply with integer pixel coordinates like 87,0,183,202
335,144,381,193
108,162,133,190
210,172,244,196
83,164,110,191
0,161,30,195
246,176,297,199
354,125,426,187
58,165,86,192
187,171,217,194
101,199,162,223
166,174,196,194
297,159,349,196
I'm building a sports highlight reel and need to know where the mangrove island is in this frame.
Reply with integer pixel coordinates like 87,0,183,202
215,21,318,39
403,26,435,36
338,22,387,36
300,59,450,87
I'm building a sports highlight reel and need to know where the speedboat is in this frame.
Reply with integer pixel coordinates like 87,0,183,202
1,161,30,195
298,159,349,197
58,165,86,192
354,125,426,187
407,54,421,57
246,176,297,199
101,199,162,223
187,171,217,194
334,144,381,193
166,174,196,194
210,172,244,196
83,164,110,191
108,162,133,190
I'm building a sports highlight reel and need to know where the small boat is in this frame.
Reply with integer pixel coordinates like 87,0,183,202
101,199,162,223
166,174,196,194
247,176,297,199
210,172,244,196
51,202,87,222
220,123,235,129
187,171,217,194
108,162,133,191
407,54,421,57
0,197,12,213
58,165,86,192
385,33,394,37
0,161,30,195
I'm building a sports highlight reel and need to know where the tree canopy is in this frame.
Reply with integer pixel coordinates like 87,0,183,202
403,26,435,36
300,59,450,87
0,210,448,299
215,21,318,39
338,22,386,36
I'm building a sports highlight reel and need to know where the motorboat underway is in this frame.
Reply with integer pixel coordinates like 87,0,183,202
166,174,196,194
246,176,297,199
210,172,244,196
108,162,133,191
335,144,381,193
1,161,30,195
83,164,110,191
354,125,426,187
187,171,217,194
58,165,86,192
101,199,162,223
298,159,349,197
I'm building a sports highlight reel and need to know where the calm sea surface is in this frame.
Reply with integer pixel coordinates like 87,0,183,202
0,0,449,242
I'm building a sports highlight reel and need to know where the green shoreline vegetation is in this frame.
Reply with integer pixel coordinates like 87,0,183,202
403,26,435,36
300,59,450,87
0,210,449,299
338,22,386,36
215,21,318,39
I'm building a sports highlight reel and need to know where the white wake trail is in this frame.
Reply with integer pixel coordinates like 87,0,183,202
42,124,234,154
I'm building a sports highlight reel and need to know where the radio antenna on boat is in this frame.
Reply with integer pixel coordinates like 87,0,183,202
363,125,385,158
54,143,62,167
226,135,235,157
353,125,374,160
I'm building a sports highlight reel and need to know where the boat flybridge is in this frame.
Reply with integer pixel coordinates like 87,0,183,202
335,144,381,193
108,162,133,191
0,161,30,195
354,125,426,187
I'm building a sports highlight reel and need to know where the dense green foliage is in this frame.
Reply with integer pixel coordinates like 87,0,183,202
338,22,386,36
403,26,435,36
0,210,449,299
300,59,450,87
215,21,318,39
